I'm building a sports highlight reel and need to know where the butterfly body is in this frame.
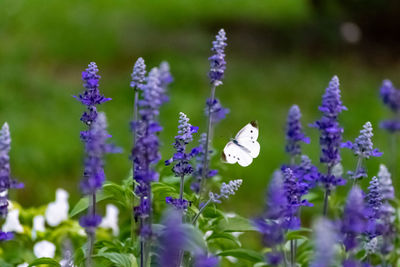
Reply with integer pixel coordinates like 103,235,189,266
222,121,260,167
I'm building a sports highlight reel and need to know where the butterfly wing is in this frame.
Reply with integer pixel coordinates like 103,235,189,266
235,121,259,142
235,121,260,158
222,142,253,167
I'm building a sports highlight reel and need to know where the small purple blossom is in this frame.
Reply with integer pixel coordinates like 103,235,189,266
340,186,367,251
285,105,310,156
209,179,242,204
310,218,337,267
165,196,191,210
205,98,230,124
158,61,173,90
379,119,400,133
208,29,227,87
79,214,102,229
342,122,382,159
291,155,320,191
130,57,146,89
75,62,111,125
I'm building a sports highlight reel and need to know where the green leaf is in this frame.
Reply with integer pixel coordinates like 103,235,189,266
69,190,113,217
286,228,312,241
94,252,137,267
216,216,256,232
217,248,264,262
28,258,61,267
207,232,241,247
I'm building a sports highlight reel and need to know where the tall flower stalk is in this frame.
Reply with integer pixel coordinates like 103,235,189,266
199,29,228,196
0,123,23,241
75,62,116,266
132,67,167,267
311,76,346,216
342,122,382,186
165,112,198,212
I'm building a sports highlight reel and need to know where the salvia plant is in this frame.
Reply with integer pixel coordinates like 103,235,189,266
1,28,400,267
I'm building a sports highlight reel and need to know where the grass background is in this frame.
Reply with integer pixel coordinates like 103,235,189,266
1,0,400,251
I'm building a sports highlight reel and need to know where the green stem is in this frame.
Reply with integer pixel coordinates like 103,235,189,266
192,199,211,224
199,85,216,197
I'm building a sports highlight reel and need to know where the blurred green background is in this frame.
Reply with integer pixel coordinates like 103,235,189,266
1,0,400,245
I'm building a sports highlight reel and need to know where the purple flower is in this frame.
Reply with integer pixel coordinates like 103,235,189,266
80,113,120,195
253,217,285,248
285,105,310,156
130,57,146,89
365,176,383,239
340,186,367,251
282,168,311,229
311,76,346,166
75,62,111,125
165,196,191,210
190,133,218,194
310,218,337,267
205,98,230,124
165,112,199,177
79,214,102,230
209,179,242,204
0,123,22,241
158,61,173,90
208,29,227,87
194,254,219,267
379,79,400,112
158,209,186,267
379,119,400,133
378,164,394,201
291,155,320,190
342,122,382,159
265,252,282,266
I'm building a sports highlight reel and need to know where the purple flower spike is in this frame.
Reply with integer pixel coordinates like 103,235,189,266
378,164,394,201
340,186,367,251
365,176,383,239
285,105,310,156
75,62,111,125
166,112,198,177
80,113,120,195
159,61,173,90
209,179,242,204
205,98,230,124
130,57,146,89
311,218,337,267
0,123,22,241
380,79,400,112
208,29,227,87
342,122,382,159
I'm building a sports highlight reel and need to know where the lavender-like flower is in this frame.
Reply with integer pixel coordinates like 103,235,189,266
130,57,146,90
165,112,199,209
158,61,173,90
365,176,383,239
340,186,367,251
310,218,337,267
75,62,111,125
205,98,230,125
209,179,242,204
285,105,310,157
209,29,227,87
0,123,23,241
377,164,396,254
291,155,320,191
379,80,400,133
311,76,346,215
253,171,286,266
282,168,311,229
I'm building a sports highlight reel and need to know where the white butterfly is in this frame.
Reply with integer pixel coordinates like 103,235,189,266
222,121,260,167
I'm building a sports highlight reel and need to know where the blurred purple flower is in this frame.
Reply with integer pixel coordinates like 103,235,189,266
194,254,219,267
158,61,173,90
205,98,230,124
380,79,400,112
285,105,310,156
310,218,337,267
0,123,23,241
340,186,367,251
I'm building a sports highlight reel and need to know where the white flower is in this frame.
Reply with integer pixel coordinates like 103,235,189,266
32,215,46,240
34,240,56,258
2,209,23,233
45,188,69,227
99,204,119,236
17,263,29,267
